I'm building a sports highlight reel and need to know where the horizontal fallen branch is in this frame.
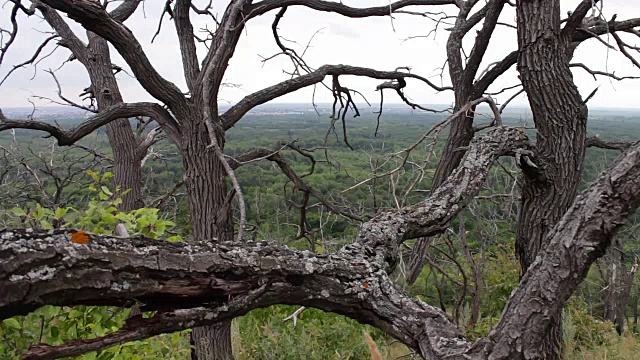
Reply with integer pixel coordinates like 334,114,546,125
16,126,631,360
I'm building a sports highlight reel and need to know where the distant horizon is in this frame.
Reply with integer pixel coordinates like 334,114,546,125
4,103,640,112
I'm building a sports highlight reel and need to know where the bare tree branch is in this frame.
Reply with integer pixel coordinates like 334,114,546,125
572,17,640,43
561,0,598,38
199,0,250,116
0,34,58,86
221,64,452,130
246,0,457,20
477,139,640,359
0,1,35,65
463,0,506,87
35,3,89,63
474,16,640,97
39,0,189,111
0,102,180,146
586,136,634,151
108,0,143,22
570,62,640,81
4,128,640,359
174,0,201,93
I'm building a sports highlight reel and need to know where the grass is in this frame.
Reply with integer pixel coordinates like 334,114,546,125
565,334,640,360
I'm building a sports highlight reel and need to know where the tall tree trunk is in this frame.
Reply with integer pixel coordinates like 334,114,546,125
633,291,639,331
36,6,144,212
85,33,145,318
182,118,234,360
515,1,588,358
601,240,637,335
432,106,474,189
86,33,143,211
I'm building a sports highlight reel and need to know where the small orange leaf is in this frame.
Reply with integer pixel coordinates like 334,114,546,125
362,282,369,288
70,230,89,244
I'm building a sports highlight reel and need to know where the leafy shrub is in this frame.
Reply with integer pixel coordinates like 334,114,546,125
1,306,189,360
1,173,187,359
564,297,618,350
8,171,180,241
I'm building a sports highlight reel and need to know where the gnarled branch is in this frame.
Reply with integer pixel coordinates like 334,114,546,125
246,0,456,20
586,136,634,151
5,128,640,359
221,64,452,130
38,0,188,112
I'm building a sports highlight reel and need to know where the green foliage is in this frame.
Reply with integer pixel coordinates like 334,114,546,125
0,177,186,359
562,299,640,360
3,111,640,358
0,305,190,360
7,172,181,241
481,245,520,315
564,297,618,350
235,306,389,360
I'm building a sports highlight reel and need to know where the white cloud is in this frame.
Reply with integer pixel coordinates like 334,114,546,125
0,0,639,110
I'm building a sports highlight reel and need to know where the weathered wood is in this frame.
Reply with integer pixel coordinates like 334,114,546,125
5,136,640,359
5,127,640,359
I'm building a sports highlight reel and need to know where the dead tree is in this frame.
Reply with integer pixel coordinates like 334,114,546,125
1,0,159,211
597,238,638,335
4,126,640,360
0,138,108,210
1,1,640,360
401,0,640,357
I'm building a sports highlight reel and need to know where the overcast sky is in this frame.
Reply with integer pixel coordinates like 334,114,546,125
1,1,640,112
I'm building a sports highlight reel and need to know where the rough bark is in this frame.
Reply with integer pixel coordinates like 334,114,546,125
34,3,145,210
7,2,640,360
4,128,640,360
0,127,525,359
85,33,143,210
191,321,233,360
1,228,467,360
471,140,640,359
514,0,589,358
181,113,235,360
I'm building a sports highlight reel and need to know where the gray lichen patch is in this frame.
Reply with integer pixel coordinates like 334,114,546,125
9,265,57,282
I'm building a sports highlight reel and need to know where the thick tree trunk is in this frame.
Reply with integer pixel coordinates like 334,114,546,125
515,1,588,358
191,322,233,360
601,240,637,335
432,108,474,189
37,6,144,211
105,121,143,211
86,34,143,211
182,118,234,360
